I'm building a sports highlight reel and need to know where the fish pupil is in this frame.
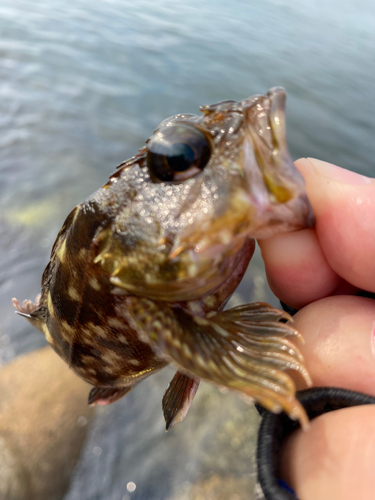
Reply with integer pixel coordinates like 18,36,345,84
167,143,195,172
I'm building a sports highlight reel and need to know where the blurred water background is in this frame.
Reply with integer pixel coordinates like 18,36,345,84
1,0,375,498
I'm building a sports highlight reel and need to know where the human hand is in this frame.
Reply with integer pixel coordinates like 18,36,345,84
258,158,375,500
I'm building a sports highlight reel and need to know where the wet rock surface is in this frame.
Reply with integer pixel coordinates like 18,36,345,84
172,474,254,500
0,346,94,500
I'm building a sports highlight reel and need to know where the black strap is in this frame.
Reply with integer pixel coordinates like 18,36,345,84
280,292,375,318
279,301,299,317
256,387,375,499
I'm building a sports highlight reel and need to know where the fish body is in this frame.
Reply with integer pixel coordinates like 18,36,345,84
14,88,314,428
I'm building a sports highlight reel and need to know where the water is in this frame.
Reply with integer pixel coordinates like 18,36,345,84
1,0,375,498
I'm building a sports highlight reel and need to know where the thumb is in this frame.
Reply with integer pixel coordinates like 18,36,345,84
296,158,375,292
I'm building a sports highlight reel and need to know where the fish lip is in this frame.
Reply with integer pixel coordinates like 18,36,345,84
267,88,316,229
239,86,316,237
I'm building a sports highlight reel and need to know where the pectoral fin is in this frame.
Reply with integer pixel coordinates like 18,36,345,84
125,298,311,430
162,371,200,430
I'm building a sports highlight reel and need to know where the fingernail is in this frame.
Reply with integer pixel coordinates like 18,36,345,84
307,158,373,185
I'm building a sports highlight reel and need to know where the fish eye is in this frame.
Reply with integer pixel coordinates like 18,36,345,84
146,124,211,182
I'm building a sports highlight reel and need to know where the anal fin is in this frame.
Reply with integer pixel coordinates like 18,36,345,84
88,386,134,406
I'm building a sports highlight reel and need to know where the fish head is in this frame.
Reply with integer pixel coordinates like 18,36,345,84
93,87,314,302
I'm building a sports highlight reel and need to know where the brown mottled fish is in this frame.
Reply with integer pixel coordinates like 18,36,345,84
14,87,314,430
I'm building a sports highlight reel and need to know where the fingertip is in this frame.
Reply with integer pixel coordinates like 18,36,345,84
293,158,375,292
297,157,373,185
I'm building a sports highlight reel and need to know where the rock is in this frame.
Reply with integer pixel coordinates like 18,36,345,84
172,474,254,500
0,346,94,500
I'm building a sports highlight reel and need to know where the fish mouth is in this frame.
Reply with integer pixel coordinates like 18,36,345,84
240,86,315,237
165,87,315,253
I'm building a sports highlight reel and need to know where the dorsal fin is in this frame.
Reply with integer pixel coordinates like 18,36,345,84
12,296,46,334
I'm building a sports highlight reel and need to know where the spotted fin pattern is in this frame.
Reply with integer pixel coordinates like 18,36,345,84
125,298,311,429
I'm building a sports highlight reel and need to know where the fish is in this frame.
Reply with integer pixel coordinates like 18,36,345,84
13,87,314,430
